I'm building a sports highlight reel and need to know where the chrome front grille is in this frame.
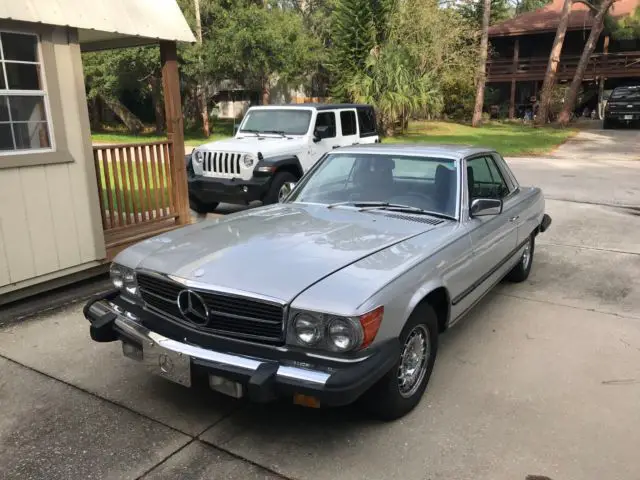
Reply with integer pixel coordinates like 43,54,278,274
137,273,285,344
202,152,242,177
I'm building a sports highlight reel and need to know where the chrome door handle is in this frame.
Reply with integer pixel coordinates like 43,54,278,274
510,215,520,222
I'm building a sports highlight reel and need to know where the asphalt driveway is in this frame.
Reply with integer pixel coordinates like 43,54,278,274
1,128,640,480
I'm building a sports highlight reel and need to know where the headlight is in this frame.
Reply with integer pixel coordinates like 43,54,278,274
327,318,361,352
110,263,124,289
293,313,322,345
110,263,139,297
193,150,204,164
288,306,384,352
242,153,257,168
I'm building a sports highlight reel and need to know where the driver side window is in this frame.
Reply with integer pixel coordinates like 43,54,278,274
314,112,336,138
467,156,510,200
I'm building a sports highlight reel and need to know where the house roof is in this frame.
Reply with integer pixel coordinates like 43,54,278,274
0,0,196,50
489,0,640,37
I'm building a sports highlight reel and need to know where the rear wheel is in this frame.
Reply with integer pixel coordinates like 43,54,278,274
263,171,298,205
506,234,534,283
189,196,218,214
362,303,439,421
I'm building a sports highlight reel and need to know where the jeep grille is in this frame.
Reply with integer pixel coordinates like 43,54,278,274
137,273,285,344
202,152,242,177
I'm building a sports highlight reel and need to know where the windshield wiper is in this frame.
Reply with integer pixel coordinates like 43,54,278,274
239,129,262,137
261,130,288,137
327,201,455,220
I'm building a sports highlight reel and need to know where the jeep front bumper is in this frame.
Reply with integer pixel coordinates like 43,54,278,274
84,291,398,407
188,173,271,205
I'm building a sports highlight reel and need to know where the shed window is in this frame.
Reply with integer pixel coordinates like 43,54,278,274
0,32,52,154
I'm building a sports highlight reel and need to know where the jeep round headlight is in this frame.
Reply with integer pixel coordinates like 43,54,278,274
328,318,360,352
293,313,322,345
110,264,124,289
193,150,204,164
242,153,257,168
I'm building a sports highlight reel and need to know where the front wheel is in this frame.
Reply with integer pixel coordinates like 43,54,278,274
263,171,298,205
505,234,535,283
362,303,439,421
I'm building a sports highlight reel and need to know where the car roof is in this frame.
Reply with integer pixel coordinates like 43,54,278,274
333,143,496,160
248,103,373,111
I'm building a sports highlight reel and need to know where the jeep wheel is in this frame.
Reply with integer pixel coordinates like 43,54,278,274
189,196,219,214
362,303,439,421
263,171,298,204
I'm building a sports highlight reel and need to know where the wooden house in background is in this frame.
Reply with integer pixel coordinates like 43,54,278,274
0,0,196,305
487,0,640,118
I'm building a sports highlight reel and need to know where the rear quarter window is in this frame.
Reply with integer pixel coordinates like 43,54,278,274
357,108,377,137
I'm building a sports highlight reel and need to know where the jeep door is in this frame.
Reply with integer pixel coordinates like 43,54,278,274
307,110,342,171
337,108,359,147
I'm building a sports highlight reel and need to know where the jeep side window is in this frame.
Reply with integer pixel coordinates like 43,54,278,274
357,108,376,137
314,112,336,138
340,111,357,136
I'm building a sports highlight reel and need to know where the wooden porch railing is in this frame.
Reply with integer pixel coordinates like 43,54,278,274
487,51,640,82
93,140,182,257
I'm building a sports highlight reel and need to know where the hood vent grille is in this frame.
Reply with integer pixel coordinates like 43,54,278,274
379,212,445,225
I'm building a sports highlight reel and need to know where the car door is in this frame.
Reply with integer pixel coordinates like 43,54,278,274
338,109,359,147
308,110,341,171
460,155,518,305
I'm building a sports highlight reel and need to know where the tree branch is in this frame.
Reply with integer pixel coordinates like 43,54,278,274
572,0,599,13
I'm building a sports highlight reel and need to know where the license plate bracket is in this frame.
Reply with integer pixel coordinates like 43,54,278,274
624,114,633,120
143,341,192,387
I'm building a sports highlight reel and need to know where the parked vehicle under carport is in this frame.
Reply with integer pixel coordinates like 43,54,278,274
603,85,640,129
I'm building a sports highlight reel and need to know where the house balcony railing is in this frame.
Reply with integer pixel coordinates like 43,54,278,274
487,51,640,82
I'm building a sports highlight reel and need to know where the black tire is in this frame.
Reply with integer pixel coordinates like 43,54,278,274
362,303,439,421
189,195,218,214
263,171,298,205
603,117,615,130
505,234,535,283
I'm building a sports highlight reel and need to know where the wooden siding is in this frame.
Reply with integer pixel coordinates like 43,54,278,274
0,24,106,292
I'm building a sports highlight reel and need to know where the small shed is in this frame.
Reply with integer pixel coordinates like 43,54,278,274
0,0,196,304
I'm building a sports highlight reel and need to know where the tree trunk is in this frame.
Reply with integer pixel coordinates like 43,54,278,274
151,77,165,135
89,97,101,131
535,0,572,126
194,0,210,138
100,95,144,134
471,0,491,127
558,0,616,126
262,78,271,105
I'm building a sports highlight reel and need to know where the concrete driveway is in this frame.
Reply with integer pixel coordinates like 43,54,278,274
2,129,640,480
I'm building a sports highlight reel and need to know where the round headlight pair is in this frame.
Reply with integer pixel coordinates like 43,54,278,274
110,264,138,297
293,314,360,352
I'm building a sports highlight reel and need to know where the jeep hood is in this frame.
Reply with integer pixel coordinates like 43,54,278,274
115,204,445,302
196,135,307,158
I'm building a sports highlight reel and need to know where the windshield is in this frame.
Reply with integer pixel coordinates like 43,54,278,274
287,153,459,218
610,87,640,100
239,109,312,135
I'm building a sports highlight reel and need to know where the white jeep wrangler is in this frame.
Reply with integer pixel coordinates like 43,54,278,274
187,104,380,212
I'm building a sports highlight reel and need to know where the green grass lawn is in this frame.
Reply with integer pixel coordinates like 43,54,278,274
384,121,577,156
92,120,576,156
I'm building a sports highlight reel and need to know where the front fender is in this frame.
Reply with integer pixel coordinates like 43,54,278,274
257,154,303,177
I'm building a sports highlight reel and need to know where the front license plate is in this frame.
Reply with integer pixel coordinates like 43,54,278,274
624,114,633,120
143,342,192,387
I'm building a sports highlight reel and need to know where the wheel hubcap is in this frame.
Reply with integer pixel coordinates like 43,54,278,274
522,241,531,269
278,182,295,202
397,325,430,398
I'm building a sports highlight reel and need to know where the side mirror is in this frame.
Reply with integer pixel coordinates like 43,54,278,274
313,125,330,143
470,198,503,217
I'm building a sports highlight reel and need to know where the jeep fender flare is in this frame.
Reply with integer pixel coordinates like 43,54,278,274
258,154,303,179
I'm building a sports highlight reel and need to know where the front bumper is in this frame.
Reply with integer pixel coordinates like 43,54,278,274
84,292,398,407
187,173,271,205
605,112,640,121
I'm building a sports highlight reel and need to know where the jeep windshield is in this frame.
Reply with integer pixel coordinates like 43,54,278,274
286,153,459,219
239,109,312,136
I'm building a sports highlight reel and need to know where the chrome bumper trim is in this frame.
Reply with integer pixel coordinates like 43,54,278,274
90,301,331,386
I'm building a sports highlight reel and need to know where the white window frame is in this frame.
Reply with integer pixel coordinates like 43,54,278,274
0,29,56,157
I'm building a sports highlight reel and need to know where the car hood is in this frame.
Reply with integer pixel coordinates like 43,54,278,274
196,135,307,158
116,204,446,302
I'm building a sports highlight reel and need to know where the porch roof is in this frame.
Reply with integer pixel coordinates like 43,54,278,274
0,0,196,50
489,0,640,37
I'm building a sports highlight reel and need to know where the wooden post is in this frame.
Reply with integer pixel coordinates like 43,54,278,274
160,41,190,226
509,38,519,119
